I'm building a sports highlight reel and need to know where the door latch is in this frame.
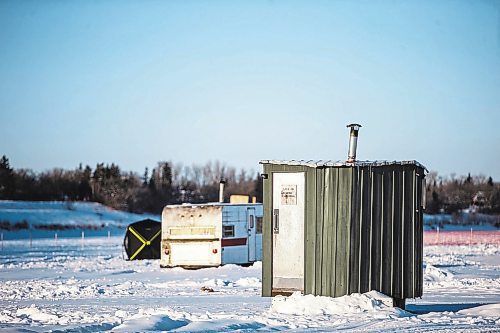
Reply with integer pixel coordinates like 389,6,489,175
273,209,279,234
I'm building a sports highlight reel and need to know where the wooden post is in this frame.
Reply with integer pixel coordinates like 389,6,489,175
1,232,3,250
55,232,58,244
108,230,110,239
29,232,32,248
436,226,440,245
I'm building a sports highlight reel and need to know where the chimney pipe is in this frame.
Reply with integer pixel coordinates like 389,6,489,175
346,123,362,163
219,179,226,203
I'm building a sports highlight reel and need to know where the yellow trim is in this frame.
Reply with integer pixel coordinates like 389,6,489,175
130,243,146,260
150,229,162,242
129,226,147,243
128,226,162,260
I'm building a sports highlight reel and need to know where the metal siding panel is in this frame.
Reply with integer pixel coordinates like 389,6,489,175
413,168,419,298
333,168,343,297
304,167,317,295
381,167,394,296
316,169,324,294
359,168,372,293
262,164,273,296
403,168,414,298
392,168,403,299
322,168,333,296
371,168,382,291
335,168,351,296
345,168,353,296
329,168,339,297
416,168,424,297
326,168,337,296
348,167,361,294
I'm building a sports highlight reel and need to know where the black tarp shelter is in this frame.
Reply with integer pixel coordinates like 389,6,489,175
123,219,161,260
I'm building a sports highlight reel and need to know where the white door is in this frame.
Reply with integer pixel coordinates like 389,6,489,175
272,172,305,292
247,208,256,262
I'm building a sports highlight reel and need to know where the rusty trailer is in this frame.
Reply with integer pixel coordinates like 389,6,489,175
160,203,263,268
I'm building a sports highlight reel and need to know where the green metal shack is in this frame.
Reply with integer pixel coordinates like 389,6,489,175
260,126,427,308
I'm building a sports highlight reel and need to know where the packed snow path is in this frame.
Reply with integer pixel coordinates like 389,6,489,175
0,237,499,332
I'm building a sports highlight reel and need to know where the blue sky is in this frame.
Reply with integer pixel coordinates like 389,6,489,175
1,0,499,179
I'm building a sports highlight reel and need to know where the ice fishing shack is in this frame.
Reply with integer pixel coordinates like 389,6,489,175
260,124,427,308
160,182,263,268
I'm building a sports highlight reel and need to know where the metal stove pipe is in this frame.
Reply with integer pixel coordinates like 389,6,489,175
219,179,226,203
347,123,362,163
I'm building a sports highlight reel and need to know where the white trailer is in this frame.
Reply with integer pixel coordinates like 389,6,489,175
160,203,263,268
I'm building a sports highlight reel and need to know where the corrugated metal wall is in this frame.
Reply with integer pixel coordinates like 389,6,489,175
262,163,425,300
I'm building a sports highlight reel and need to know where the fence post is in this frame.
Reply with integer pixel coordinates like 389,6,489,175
436,226,440,245
55,232,58,244
108,230,110,239
1,232,3,250
30,232,32,249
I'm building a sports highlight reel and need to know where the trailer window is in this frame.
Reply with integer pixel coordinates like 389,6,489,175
223,225,235,238
256,217,263,234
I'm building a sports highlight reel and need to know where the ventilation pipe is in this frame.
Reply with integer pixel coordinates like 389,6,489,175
219,179,226,203
346,123,362,163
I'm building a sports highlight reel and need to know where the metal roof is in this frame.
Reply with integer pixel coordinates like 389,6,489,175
259,159,428,172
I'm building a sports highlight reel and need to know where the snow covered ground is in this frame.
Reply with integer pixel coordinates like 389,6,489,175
0,201,159,240
0,237,499,332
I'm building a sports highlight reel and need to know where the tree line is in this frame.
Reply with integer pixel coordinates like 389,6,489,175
1,154,500,215
0,155,262,214
425,171,500,214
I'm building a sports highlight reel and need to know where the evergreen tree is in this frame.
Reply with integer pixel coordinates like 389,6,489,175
149,169,157,192
143,167,149,186
0,155,15,199
487,176,494,186
78,165,93,200
465,173,472,184
426,190,442,214
160,162,173,189
490,188,500,213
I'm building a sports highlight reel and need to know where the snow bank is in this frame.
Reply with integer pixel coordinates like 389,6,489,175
2,304,121,328
201,277,261,288
457,303,500,319
176,318,266,332
112,308,267,333
424,263,454,282
16,305,59,323
204,278,234,287
235,277,261,287
113,313,189,332
271,291,409,318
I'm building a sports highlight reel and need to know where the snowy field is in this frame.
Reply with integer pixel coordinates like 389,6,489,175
0,201,159,240
0,237,499,332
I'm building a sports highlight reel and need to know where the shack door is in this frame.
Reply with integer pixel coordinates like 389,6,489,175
272,172,305,292
247,208,256,262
